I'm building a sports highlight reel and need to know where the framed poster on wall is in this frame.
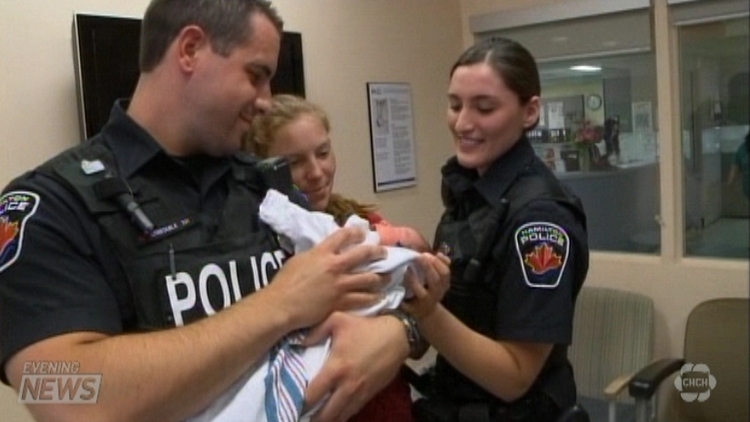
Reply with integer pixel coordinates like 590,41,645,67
366,82,417,192
632,101,653,133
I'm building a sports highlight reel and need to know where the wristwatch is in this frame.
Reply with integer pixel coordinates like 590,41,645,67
382,309,423,359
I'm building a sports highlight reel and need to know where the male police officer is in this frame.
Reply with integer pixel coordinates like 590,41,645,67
0,1,448,421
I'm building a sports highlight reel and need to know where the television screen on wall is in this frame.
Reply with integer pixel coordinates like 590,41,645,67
72,13,305,140
272,32,305,99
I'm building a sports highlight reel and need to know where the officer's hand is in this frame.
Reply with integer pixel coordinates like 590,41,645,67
268,226,389,329
302,312,408,422
401,252,451,320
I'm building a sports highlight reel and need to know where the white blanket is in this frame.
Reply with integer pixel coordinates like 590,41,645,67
186,190,419,422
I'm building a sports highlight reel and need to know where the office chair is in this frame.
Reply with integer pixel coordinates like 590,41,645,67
569,286,655,422
628,298,749,422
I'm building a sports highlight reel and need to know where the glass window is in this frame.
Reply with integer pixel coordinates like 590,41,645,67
536,52,661,253
678,17,749,259
475,7,661,254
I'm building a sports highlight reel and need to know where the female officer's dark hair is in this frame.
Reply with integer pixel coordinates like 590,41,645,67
139,0,284,72
450,37,541,129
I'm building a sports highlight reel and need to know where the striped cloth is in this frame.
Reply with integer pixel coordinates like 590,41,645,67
265,329,309,422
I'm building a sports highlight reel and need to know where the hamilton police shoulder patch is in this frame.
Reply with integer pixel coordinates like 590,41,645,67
514,222,569,289
0,191,40,272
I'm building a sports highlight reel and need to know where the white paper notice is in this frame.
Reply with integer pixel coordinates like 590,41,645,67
367,83,417,192
539,102,547,128
547,101,565,130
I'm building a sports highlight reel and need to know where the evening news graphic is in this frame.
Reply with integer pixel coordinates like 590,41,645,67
18,361,102,404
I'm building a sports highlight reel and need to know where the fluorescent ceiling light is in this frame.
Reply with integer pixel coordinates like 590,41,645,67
570,65,601,72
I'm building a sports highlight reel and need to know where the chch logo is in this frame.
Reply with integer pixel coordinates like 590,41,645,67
674,363,716,402
524,244,562,274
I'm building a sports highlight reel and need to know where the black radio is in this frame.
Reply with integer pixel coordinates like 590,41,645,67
256,156,309,210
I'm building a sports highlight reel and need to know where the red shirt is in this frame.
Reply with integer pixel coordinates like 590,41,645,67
349,376,414,422
346,213,416,422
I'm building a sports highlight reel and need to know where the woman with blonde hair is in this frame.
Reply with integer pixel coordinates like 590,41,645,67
245,94,429,422
245,94,427,249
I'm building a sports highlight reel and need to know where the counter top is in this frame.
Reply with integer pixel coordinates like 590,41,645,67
555,159,657,180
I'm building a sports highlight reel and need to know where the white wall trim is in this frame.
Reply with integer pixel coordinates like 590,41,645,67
670,0,749,25
674,12,749,26
535,47,651,64
469,0,651,34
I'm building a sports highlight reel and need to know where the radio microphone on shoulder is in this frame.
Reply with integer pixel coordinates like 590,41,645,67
93,176,155,234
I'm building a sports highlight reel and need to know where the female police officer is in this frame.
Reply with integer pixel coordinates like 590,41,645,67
403,37,589,422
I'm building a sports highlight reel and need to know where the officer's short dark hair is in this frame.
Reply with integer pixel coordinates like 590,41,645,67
139,0,283,72
450,37,541,106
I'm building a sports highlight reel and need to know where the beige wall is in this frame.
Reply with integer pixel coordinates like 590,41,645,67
458,0,563,47
274,1,461,233
0,1,461,420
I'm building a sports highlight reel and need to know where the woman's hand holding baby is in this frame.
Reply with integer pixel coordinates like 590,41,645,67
401,253,450,321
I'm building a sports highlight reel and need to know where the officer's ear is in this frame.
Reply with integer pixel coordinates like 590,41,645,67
523,96,541,130
175,25,210,74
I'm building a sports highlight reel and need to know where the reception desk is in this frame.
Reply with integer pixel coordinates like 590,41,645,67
556,160,660,252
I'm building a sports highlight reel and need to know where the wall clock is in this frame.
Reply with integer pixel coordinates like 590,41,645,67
587,94,603,110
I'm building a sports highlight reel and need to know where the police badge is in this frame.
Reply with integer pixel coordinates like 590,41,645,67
514,222,569,288
0,191,40,272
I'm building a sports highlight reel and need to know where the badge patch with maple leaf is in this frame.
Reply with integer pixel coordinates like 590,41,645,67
0,191,40,272
514,222,569,288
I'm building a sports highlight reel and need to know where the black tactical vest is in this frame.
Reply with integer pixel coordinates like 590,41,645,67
431,161,587,408
37,139,287,330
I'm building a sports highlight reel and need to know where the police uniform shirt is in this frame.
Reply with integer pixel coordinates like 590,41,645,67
0,101,280,383
470,140,587,345
436,137,589,407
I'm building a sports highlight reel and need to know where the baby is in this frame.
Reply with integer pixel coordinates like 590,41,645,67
187,190,428,422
